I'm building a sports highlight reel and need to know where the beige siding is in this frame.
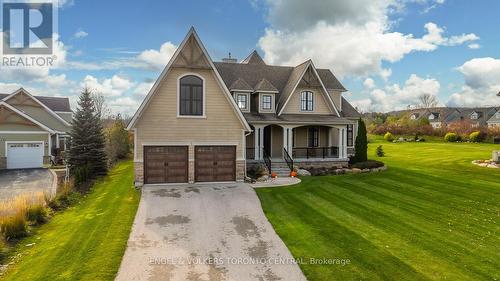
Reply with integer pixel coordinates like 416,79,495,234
135,67,245,162
282,87,332,114
9,104,70,132
56,112,73,123
328,90,342,112
0,133,49,156
0,123,44,131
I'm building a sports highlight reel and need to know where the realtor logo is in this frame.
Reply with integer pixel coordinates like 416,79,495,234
2,1,54,55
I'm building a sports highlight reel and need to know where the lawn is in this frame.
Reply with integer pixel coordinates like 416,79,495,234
256,139,500,281
2,160,140,281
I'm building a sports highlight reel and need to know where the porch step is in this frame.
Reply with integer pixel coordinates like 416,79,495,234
270,162,291,177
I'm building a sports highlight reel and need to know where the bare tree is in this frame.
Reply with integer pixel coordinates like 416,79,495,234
91,92,110,119
418,93,439,108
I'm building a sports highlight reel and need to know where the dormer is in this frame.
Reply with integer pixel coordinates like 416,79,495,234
254,79,278,113
428,112,439,120
470,111,481,120
229,78,252,112
410,113,419,120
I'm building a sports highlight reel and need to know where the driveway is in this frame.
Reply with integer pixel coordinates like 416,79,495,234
116,183,306,281
0,169,55,201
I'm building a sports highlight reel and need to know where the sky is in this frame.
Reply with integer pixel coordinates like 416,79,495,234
0,0,499,115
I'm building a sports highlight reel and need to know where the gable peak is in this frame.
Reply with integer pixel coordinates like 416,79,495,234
242,50,266,65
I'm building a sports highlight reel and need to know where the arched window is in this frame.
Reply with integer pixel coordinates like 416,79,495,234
179,75,203,116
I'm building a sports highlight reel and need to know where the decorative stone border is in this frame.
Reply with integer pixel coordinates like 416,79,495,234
472,160,500,169
298,165,388,176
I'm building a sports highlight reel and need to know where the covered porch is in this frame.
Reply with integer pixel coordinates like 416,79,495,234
245,124,352,163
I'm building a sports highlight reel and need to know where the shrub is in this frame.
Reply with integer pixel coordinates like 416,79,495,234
376,145,385,157
444,132,459,142
73,164,91,186
469,131,485,142
48,192,81,211
1,214,27,240
247,163,268,179
384,132,395,142
351,160,385,170
26,205,49,225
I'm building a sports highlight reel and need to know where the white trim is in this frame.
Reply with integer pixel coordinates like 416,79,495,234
259,93,275,113
2,88,71,127
133,128,138,162
235,92,250,112
309,61,341,117
5,141,45,158
231,89,253,93
0,102,55,134
191,141,240,146
54,111,73,114
254,90,279,94
176,73,207,118
126,28,251,132
0,131,47,134
56,134,60,149
299,91,314,112
48,132,52,157
278,61,310,116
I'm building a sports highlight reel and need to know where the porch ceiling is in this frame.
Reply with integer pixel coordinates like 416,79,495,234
243,112,355,125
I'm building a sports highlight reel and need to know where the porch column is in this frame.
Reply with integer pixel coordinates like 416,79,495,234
254,125,265,160
338,126,348,159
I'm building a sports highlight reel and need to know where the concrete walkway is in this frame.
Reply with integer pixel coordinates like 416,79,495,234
250,177,301,189
116,183,306,281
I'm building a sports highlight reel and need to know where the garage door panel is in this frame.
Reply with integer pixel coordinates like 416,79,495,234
144,146,188,184
7,142,44,169
195,146,235,182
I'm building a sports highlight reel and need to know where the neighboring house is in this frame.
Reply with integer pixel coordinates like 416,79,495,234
0,88,72,169
127,28,360,186
426,108,461,129
457,108,498,127
389,107,498,128
486,109,500,127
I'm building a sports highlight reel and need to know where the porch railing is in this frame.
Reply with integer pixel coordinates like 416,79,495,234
263,150,272,174
283,148,294,171
292,146,339,159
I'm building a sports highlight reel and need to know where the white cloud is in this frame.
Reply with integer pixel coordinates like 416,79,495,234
363,78,376,89
258,1,478,78
74,30,88,39
0,82,23,94
108,97,140,116
468,43,480,49
352,74,441,112
81,75,134,97
446,57,500,107
36,74,68,88
133,82,154,97
137,41,177,70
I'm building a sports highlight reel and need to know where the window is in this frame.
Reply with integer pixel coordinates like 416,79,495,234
308,127,319,147
236,93,248,110
471,112,478,120
262,94,272,110
347,124,354,147
301,91,313,111
179,75,203,116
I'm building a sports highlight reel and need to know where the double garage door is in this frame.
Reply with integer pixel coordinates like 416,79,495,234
6,142,44,169
144,145,236,184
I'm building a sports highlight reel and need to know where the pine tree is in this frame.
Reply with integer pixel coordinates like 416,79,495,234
353,118,368,163
68,88,108,184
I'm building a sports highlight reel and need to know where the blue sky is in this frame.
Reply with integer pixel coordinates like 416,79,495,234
1,0,499,114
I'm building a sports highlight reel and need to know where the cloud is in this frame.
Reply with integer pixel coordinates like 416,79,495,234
258,1,478,78
74,30,88,39
363,78,376,89
352,74,441,112
468,43,480,49
80,75,134,97
35,74,68,88
446,57,500,107
133,82,154,97
0,82,23,94
107,97,140,116
137,41,177,70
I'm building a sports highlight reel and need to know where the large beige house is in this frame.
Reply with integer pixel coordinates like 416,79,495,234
127,28,360,186
0,88,72,169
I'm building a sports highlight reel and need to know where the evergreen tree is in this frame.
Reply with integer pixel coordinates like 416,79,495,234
68,88,108,184
353,118,368,163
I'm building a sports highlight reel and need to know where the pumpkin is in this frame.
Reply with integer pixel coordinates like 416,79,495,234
290,171,297,177
271,172,278,178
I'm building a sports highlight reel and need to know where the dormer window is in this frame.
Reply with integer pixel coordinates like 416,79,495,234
235,93,249,111
429,114,434,120
261,94,272,110
179,74,204,116
471,112,479,120
300,91,313,111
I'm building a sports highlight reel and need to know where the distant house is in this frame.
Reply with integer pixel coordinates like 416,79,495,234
457,108,497,127
487,109,500,127
0,88,71,169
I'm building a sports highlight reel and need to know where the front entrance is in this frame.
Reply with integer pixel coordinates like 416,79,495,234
195,146,236,182
144,146,188,184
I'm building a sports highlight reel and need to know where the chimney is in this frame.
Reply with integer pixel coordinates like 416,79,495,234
222,52,237,63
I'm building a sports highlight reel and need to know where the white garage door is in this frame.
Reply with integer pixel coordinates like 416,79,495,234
7,142,44,169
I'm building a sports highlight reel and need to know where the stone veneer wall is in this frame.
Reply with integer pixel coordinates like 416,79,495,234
134,162,144,187
295,160,349,169
0,157,6,169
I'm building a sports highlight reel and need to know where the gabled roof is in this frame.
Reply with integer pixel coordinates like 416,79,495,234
242,50,266,65
1,88,71,127
487,109,500,123
0,101,55,133
340,97,361,118
0,92,71,112
229,78,253,92
127,27,251,132
253,78,278,93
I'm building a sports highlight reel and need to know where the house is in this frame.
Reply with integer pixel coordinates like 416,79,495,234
487,109,500,127
0,88,72,169
457,108,497,127
426,108,461,129
127,28,360,186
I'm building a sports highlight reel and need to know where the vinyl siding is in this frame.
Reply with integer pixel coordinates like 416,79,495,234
56,112,73,123
8,104,70,132
0,133,49,156
282,87,332,114
134,67,246,161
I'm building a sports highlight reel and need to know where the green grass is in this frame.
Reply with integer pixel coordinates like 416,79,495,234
256,140,500,281
2,161,140,281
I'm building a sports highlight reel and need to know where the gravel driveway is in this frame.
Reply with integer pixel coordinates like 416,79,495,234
0,169,55,201
116,183,306,281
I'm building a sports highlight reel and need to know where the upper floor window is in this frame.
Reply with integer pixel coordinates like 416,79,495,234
179,75,203,116
301,91,313,111
261,94,272,110
236,93,248,111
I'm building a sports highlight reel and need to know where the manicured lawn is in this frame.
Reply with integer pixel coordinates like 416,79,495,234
2,161,140,281
256,140,500,281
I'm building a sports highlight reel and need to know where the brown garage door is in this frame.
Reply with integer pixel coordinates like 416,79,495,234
144,146,188,184
195,146,236,182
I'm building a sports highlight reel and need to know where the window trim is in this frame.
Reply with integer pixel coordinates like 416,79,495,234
260,94,274,112
307,127,320,148
300,91,314,112
235,92,249,112
177,73,206,118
